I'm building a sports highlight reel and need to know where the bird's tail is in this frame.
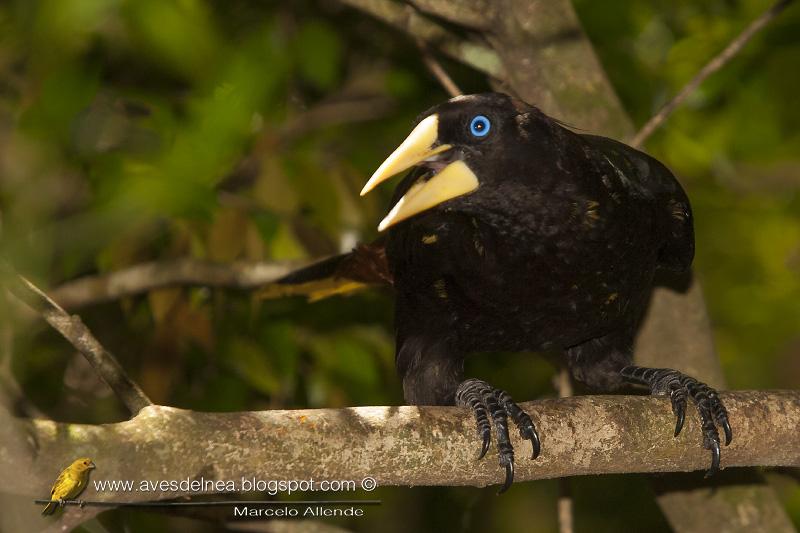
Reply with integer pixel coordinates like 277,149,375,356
256,241,392,302
42,501,57,516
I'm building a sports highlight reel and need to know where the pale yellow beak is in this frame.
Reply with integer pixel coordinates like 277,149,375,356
361,114,479,231
360,114,451,196
377,161,478,231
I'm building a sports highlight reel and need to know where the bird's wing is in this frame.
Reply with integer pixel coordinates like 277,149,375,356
50,469,71,498
65,472,89,499
581,134,695,272
42,469,71,515
256,239,392,301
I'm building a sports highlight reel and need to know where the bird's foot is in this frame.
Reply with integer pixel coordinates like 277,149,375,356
78,500,86,508
621,366,731,476
58,498,66,508
455,378,540,493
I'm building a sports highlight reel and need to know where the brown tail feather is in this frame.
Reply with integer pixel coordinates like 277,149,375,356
256,241,392,302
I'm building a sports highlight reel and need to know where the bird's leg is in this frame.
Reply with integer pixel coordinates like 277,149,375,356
79,500,86,508
57,498,65,508
397,337,539,492
455,378,540,493
620,366,732,475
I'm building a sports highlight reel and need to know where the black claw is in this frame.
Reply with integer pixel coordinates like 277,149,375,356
622,366,731,476
705,439,721,477
498,462,514,494
498,391,541,461
673,405,685,437
722,419,732,446
479,432,491,460
456,379,540,493
530,430,541,460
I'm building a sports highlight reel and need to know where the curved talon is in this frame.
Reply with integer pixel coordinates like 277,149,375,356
621,366,731,477
479,431,491,460
722,419,733,446
673,404,685,437
529,429,541,459
499,392,541,461
498,462,514,494
705,439,721,477
456,378,540,493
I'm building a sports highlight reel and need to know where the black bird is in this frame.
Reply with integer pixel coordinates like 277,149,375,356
266,92,731,492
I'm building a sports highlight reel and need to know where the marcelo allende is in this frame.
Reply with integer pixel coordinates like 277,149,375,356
234,506,365,518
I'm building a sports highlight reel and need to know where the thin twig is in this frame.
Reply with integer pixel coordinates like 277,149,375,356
48,258,311,310
415,37,462,97
7,273,152,414
277,95,397,142
630,0,794,148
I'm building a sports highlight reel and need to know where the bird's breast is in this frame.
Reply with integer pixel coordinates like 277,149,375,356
387,206,658,352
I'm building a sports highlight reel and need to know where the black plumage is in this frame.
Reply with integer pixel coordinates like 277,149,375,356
268,92,730,491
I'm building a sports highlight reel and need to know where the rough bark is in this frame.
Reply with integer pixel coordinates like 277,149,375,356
3,392,798,507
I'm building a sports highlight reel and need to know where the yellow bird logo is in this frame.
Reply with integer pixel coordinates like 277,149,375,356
42,458,96,516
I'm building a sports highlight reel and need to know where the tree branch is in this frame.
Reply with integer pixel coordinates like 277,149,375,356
4,392,799,502
337,0,504,78
415,38,462,97
48,258,311,310
6,274,152,415
630,0,795,148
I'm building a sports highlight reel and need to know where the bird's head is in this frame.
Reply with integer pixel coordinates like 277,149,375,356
71,458,96,472
361,92,549,231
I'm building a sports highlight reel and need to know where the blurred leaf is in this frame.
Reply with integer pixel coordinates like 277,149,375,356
226,338,281,396
269,224,306,260
295,20,342,91
207,207,248,262
121,0,221,81
254,158,299,214
147,287,182,324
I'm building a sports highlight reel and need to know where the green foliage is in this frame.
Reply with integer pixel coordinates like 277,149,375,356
295,19,343,90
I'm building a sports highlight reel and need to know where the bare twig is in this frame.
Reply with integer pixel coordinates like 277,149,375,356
7,274,152,414
415,38,462,97
275,95,397,146
630,0,795,148
49,258,312,310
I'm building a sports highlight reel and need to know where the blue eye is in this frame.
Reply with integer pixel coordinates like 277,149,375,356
469,115,491,137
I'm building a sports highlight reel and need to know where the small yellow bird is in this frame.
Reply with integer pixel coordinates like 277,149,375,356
42,457,96,515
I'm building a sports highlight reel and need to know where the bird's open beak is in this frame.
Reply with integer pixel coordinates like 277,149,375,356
360,114,479,231
88,462,96,469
